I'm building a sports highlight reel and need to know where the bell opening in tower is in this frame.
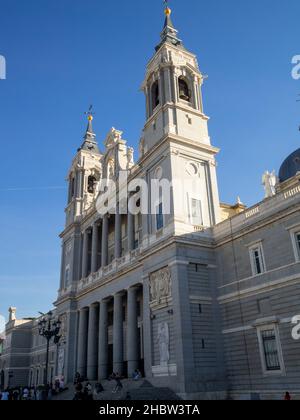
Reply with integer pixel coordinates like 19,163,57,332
178,77,191,102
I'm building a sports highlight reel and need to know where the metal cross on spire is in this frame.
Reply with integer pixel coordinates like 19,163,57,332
164,0,171,12
85,104,95,121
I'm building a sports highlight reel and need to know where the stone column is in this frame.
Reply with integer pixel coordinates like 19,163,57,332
193,78,200,111
98,299,109,380
127,286,140,376
101,214,109,267
164,67,172,103
87,304,99,380
171,68,178,103
91,222,99,273
115,206,122,259
142,275,152,378
158,72,165,105
81,229,89,279
76,170,83,199
145,86,149,119
127,211,135,252
113,292,124,374
77,308,89,378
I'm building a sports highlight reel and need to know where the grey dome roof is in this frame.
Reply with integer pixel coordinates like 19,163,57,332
279,148,300,183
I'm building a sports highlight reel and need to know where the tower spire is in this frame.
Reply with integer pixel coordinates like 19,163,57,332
79,105,100,153
156,1,183,51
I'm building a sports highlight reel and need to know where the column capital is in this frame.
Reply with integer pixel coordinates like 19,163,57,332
114,291,125,298
79,307,89,313
127,285,140,293
90,302,99,309
83,227,92,234
100,297,111,305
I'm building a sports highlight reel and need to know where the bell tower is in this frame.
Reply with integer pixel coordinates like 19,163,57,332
140,7,209,155
65,113,102,228
140,6,221,233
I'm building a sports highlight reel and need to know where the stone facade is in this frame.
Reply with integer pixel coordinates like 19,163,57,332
1,8,300,400
0,309,57,389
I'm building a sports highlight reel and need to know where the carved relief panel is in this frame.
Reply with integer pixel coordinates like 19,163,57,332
149,267,172,309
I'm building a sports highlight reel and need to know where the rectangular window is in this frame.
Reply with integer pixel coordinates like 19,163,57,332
289,228,300,261
249,244,265,276
261,329,281,371
189,197,203,226
156,202,164,231
296,232,300,255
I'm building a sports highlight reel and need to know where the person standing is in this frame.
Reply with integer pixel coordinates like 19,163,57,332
284,392,291,400
1,389,9,400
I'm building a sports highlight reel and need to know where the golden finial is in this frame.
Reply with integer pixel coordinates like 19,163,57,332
165,7,171,16
88,115,93,121
164,1,171,16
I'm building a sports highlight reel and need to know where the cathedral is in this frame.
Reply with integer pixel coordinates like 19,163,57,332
1,7,300,400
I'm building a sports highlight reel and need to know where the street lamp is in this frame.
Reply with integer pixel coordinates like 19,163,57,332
38,311,61,387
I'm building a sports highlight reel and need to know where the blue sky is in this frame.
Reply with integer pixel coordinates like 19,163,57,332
0,0,299,320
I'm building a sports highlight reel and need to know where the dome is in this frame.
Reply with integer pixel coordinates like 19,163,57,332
279,148,300,183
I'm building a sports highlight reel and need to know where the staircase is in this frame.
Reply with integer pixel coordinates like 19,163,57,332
53,379,180,401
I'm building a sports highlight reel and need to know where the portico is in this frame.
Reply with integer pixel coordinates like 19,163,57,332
76,284,143,380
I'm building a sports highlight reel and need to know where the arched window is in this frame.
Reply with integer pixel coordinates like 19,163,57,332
178,77,191,102
151,80,160,111
87,176,96,194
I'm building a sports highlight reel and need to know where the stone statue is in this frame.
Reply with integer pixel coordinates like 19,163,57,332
108,158,115,179
57,347,65,377
157,322,170,366
262,170,277,198
127,147,134,167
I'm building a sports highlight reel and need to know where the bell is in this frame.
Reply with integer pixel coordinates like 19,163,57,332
179,79,190,101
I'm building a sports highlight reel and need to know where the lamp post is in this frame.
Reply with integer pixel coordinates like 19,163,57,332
38,311,61,387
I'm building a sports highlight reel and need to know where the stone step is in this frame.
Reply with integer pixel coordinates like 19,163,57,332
52,379,180,401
